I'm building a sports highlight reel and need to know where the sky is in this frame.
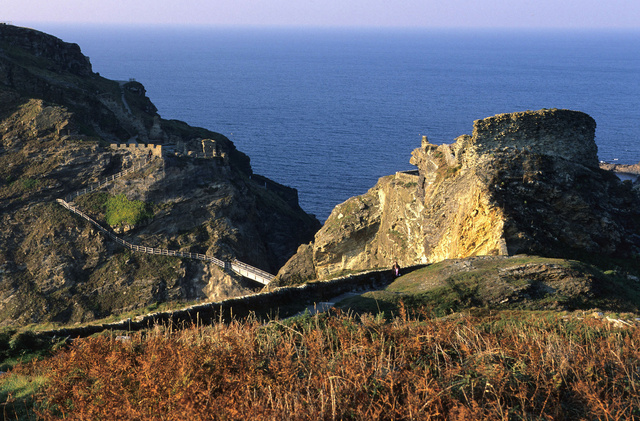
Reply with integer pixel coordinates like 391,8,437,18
3,0,640,29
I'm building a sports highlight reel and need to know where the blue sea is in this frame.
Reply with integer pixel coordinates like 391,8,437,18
34,25,640,220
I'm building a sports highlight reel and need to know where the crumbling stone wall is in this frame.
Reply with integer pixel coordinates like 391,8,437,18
467,109,598,168
411,109,599,190
110,143,163,157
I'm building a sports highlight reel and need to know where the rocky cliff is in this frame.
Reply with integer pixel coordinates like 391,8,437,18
0,25,320,326
275,109,640,285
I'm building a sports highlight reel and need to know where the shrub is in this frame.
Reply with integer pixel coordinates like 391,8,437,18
75,191,109,214
8,331,45,353
0,328,17,361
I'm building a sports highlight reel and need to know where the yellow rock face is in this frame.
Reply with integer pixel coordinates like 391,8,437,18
307,161,508,280
276,109,640,284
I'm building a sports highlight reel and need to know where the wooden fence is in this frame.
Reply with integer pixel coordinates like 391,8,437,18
57,157,274,285
64,159,150,203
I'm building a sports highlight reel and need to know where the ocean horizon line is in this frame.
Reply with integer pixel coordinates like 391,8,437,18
13,22,640,34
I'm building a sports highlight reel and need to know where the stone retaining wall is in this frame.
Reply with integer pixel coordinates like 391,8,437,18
35,265,426,340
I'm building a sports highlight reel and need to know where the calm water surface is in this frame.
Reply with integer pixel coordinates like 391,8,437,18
37,25,640,220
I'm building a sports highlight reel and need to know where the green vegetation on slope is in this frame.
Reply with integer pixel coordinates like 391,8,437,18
105,194,153,227
81,250,183,318
75,192,154,227
0,328,60,420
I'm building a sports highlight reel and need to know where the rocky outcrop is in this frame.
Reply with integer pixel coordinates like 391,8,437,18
463,109,598,168
0,25,320,327
0,25,127,141
369,255,600,311
600,161,640,175
275,109,640,285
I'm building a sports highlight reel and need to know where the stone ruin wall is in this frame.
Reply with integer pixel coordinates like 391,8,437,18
34,266,417,340
409,109,599,204
466,109,598,168
409,136,458,188
109,139,228,160
109,143,163,157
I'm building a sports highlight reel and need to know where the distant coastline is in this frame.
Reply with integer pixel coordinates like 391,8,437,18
600,161,640,175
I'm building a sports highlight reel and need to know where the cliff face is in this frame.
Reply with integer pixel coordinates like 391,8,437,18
275,109,640,285
0,25,320,326
0,24,92,77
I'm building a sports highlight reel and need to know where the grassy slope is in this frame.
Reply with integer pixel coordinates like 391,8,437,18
336,255,640,317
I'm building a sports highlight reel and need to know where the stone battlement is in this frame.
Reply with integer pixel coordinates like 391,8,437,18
110,143,163,157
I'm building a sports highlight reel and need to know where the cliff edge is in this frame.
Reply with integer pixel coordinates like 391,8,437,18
275,109,640,285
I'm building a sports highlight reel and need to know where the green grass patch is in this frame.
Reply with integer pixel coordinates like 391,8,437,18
341,275,484,317
336,290,403,317
105,194,153,227
20,178,39,190
0,329,65,372
0,370,47,421
388,255,571,294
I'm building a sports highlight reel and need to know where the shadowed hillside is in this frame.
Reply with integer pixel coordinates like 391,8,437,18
0,25,320,326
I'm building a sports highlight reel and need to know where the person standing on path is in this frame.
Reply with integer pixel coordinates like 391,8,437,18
393,261,400,277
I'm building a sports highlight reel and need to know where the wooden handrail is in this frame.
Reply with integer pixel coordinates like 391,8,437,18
55,157,274,284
